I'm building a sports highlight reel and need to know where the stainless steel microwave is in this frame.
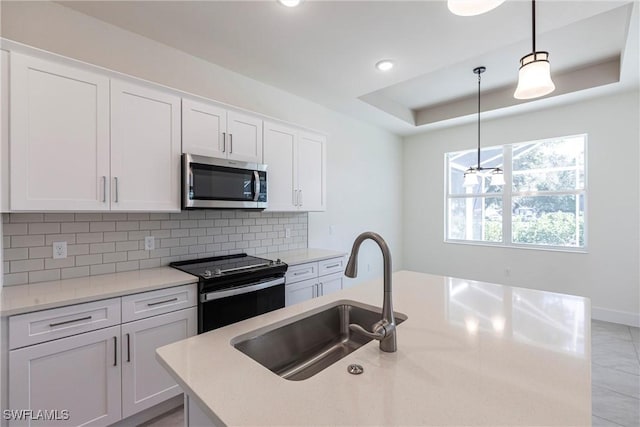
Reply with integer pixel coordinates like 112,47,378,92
182,153,267,209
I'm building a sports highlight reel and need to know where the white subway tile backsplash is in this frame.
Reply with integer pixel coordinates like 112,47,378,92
76,254,103,266
90,242,116,254
10,213,44,223
44,213,75,222
3,224,28,236
45,257,75,269
90,222,116,232
11,259,45,273
28,223,61,234
2,210,307,285
4,248,29,261
116,261,139,272
61,266,90,279
12,235,45,248
29,269,60,283
61,222,90,233
90,263,116,275
103,252,127,263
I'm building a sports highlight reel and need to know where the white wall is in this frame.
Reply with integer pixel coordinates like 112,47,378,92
403,90,640,326
0,1,404,284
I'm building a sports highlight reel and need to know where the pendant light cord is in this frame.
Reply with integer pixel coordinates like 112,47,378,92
477,70,481,169
532,0,536,53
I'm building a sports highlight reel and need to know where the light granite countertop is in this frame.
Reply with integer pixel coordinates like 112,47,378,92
263,248,346,266
0,267,197,316
156,270,591,426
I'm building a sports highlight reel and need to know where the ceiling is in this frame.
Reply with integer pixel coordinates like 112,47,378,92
58,0,639,136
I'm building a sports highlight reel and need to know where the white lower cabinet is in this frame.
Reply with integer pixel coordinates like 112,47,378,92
285,257,345,306
9,326,122,427
7,284,197,426
121,307,196,418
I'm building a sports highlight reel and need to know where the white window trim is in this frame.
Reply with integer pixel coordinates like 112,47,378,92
444,134,588,252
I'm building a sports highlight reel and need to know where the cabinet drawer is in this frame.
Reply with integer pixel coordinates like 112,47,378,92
9,298,121,349
285,262,318,284
121,284,197,323
318,257,345,277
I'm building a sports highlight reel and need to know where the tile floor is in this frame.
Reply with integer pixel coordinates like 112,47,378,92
142,320,640,427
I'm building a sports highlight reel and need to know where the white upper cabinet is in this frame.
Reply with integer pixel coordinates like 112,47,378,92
7,53,181,212
10,53,110,211
2,49,9,212
297,132,326,211
226,110,263,163
263,122,297,211
182,98,227,159
263,121,326,212
182,99,263,164
111,80,181,211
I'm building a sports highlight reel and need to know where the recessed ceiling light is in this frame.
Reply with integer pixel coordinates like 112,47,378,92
278,0,301,7
375,60,394,72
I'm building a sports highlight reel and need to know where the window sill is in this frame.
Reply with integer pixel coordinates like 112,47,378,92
444,239,588,254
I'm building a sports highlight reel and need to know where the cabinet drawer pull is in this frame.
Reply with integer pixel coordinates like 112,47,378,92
102,176,107,203
229,133,233,153
293,270,310,276
113,336,117,367
49,315,92,328
126,333,131,362
114,177,119,203
325,263,340,269
147,297,178,307
222,132,226,152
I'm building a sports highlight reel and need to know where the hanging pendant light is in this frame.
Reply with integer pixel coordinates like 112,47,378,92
514,0,555,99
463,67,504,188
447,0,506,16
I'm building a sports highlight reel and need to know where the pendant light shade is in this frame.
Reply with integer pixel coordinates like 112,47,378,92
464,169,479,187
490,168,505,186
514,0,555,99
463,67,504,188
514,52,555,99
447,0,505,16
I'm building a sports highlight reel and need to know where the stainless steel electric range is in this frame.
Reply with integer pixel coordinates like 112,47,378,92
170,254,288,333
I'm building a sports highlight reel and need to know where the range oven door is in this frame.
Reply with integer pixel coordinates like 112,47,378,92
183,153,267,209
199,277,285,333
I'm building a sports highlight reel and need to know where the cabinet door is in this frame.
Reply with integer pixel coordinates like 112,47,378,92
319,272,343,297
1,50,9,211
182,98,227,159
263,121,297,211
121,307,196,418
227,110,263,163
10,53,110,211
297,132,326,212
8,326,121,427
111,80,181,211
285,278,317,306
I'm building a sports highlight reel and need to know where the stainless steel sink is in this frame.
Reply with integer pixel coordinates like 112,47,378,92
231,301,407,381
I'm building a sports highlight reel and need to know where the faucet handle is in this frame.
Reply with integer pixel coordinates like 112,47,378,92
349,323,386,340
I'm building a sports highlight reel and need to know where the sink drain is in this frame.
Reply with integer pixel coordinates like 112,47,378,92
347,364,364,375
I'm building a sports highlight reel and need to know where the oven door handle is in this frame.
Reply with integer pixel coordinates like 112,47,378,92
201,277,285,302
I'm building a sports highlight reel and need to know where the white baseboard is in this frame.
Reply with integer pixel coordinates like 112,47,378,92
592,306,640,327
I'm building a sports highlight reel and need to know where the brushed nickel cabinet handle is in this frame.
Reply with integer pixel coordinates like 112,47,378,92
222,132,226,152
147,297,178,307
114,177,119,203
126,333,131,363
49,315,92,328
102,176,107,203
113,336,118,367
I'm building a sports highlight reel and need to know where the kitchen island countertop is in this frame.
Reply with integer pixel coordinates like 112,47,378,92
156,270,591,426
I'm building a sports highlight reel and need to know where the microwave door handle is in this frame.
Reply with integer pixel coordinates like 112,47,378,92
253,171,260,201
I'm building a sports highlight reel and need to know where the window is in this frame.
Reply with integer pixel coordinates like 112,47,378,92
445,135,586,250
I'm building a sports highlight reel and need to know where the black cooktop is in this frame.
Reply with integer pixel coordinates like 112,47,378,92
170,254,287,292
